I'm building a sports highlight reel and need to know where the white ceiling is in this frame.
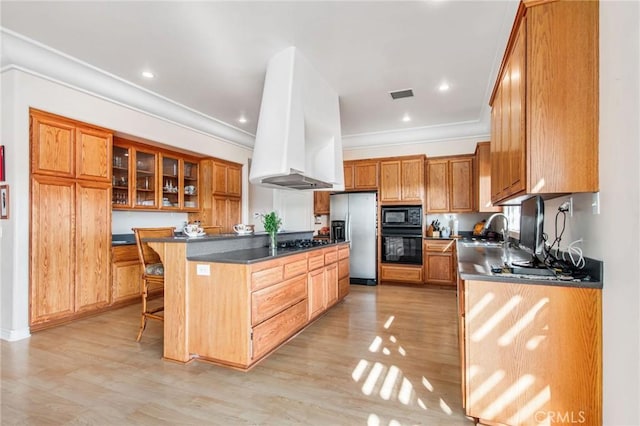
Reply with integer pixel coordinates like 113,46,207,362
0,1,519,148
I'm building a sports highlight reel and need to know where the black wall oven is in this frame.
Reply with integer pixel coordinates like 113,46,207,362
381,230,423,265
380,206,423,265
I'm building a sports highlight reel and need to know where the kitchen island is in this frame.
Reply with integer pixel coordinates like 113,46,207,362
146,233,350,369
456,242,602,425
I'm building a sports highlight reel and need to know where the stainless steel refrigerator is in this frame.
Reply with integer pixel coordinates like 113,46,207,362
330,192,377,285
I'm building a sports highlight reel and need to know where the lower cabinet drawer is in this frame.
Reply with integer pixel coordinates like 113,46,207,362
251,275,307,326
252,300,308,360
251,265,284,291
380,264,423,283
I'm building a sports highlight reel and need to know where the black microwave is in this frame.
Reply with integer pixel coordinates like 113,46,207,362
381,206,422,227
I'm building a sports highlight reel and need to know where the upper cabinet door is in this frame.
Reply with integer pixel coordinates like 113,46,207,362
400,158,424,202
449,158,474,213
133,149,158,209
30,109,113,181
76,126,112,182
380,161,401,202
30,111,76,178
353,161,379,190
183,160,200,210
226,164,242,197
426,159,449,213
343,163,354,190
160,154,180,210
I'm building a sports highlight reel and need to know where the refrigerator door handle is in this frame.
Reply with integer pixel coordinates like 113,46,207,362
346,213,351,245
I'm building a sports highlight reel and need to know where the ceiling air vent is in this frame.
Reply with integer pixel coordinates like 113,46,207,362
389,88,414,100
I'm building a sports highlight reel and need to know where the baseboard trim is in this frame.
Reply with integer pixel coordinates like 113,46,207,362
1,327,31,342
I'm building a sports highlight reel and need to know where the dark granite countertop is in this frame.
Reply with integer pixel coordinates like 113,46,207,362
456,241,602,289
188,241,347,264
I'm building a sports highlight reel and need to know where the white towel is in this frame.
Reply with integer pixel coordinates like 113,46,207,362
385,237,405,260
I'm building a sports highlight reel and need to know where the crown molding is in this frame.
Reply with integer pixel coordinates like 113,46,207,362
0,28,256,148
342,116,491,149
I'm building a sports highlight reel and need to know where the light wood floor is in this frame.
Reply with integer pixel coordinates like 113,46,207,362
1,285,472,425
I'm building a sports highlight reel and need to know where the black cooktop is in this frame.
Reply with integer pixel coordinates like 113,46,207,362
276,239,331,249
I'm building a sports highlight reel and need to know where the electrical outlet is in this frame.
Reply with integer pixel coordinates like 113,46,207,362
196,264,211,276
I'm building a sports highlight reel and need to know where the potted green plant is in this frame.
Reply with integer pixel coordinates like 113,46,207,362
257,211,282,252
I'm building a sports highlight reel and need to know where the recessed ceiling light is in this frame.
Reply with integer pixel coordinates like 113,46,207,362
439,82,450,92
238,116,248,124
141,71,155,79
402,114,411,122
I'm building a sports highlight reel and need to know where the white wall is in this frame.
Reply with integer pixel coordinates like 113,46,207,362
0,69,268,340
595,2,640,423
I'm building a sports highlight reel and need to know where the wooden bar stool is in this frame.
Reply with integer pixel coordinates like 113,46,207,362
132,227,175,342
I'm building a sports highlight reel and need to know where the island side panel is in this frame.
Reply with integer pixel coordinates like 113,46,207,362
148,241,190,363
187,262,251,368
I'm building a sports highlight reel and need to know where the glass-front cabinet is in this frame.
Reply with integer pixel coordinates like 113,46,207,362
134,150,158,208
161,154,180,210
111,137,201,211
112,145,130,207
183,160,199,211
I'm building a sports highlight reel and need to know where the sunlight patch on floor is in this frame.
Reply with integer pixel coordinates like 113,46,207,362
369,336,382,352
439,397,453,415
384,315,395,329
362,362,386,395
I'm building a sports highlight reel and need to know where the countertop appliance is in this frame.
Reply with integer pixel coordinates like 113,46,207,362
381,205,422,227
330,192,377,285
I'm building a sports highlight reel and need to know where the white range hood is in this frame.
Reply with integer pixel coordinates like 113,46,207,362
249,47,344,190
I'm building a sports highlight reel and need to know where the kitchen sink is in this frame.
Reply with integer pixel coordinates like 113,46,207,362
459,240,504,248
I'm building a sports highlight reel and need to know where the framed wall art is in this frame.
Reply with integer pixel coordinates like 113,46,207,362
1,184,8,220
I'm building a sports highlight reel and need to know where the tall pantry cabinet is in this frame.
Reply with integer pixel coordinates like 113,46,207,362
29,109,113,330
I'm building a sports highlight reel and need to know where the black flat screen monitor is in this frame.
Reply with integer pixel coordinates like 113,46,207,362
517,196,544,267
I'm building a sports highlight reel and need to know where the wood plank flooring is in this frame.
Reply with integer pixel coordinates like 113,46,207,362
1,285,472,425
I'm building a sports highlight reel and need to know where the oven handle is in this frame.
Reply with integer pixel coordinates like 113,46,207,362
381,233,423,238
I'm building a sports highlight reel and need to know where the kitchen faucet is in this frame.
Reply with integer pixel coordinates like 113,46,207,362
484,213,511,265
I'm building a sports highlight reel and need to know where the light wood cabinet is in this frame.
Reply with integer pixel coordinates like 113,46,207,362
191,159,242,230
475,142,501,212
307,246,340,319
343,163,354,190
172,244,349,368
424,239,456,286
30,176,76,325
490,1,599,204
463,279,602,425
380,156,424,204
111,245,142,304
112,137,201,211
426,156,474,213
29,109,113,329
213,160,242,197
313,191,330,215
75,180,112,312
308,267,325,320
212,196,241,233
380,264,423,284
338,245,350,300
31,110,112,182
342,160,379,191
